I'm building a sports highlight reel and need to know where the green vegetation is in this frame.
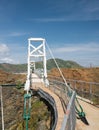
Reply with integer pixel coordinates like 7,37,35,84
3,87,51,130
16,81,23,89
47,58,82,70
0,58,82,73
0,63,27,73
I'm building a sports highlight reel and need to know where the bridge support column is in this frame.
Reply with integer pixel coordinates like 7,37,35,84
24,38,48,92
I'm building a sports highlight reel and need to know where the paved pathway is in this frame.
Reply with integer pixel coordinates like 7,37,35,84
31,73,65,130
76,99,99,130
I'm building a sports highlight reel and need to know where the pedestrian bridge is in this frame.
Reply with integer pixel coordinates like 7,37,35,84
23,38,78,130
30,73,76,130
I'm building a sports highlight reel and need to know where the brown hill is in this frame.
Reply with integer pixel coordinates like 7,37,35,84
49,67,99,83
1,67,99,85
0,70,26,85
49,67,99,105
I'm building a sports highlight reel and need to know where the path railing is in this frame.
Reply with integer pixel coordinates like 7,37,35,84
48,76,76,130
60,91,76,130
48,75,99,105
66,79,99,105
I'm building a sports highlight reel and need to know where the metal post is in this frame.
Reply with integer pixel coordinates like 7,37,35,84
26,119,28,130
0,86,4,130
27,39,30,81
43,39,47,79
81,82,83,98
90,83,92,102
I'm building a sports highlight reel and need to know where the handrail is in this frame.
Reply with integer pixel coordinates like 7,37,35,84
60,91,76,130
48,78,76,130
48,75,99,84
37,88,58,130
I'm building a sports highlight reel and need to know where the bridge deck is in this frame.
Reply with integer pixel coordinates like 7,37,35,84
31,73,64,130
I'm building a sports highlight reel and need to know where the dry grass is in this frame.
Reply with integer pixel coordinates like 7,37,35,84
49,67,99,82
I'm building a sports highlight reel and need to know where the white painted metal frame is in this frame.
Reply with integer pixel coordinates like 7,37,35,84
24,38,47,92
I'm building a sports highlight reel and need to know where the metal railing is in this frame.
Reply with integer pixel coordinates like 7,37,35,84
48,77,76,130
60,91,76,130
37,88,58,130
48,75,99,105
66,79,99,105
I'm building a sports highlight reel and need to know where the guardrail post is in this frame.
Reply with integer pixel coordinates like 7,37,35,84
90,83,92,102
0,86,4,130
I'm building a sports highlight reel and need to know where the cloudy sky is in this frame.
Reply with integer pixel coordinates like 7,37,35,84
0,0,99,67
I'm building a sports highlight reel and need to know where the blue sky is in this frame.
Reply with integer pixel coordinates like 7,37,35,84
0,0,99,67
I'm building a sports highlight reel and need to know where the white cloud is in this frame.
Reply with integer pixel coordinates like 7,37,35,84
8,32,28,37
0,44,9,54
0,43,14,63
0,44,14,63
49,42,99,66
0,57,14,63
29,18,68,22
0,32,28,39
54,42,99,53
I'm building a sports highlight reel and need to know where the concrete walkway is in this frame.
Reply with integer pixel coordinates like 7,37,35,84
76,99,99,130
31,73,65,130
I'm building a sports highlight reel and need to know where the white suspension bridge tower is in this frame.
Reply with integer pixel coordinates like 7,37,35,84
24,37,48,93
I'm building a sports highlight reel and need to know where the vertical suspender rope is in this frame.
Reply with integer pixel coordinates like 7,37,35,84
46,42,72,94
0,86,4,130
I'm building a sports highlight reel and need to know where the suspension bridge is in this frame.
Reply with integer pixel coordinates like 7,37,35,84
0,38,99,130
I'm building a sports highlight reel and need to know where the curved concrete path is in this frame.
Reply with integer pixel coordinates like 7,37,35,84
31,73,64,130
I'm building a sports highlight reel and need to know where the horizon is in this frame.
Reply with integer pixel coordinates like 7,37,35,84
0,58,98,68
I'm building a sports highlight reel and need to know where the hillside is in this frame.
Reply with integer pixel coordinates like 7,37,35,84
0,59,82,73
0,70,26,85
47,58,82,70
0,63,27,73
49,68,99,82
48,68,99,105
0,87,51,130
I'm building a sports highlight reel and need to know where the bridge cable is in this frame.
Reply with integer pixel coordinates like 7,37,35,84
46,41,72,95
75,98,85,117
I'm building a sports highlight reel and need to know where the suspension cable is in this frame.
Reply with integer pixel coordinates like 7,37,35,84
46,41,72,93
